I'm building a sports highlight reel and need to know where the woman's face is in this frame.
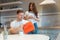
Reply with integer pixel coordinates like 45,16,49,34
30,4,33,11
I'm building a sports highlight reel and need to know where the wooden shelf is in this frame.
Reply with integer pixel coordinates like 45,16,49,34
0,1,23,6
0,8,23,12
2,15,16,18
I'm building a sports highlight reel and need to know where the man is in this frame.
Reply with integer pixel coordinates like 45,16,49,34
9,10,35,34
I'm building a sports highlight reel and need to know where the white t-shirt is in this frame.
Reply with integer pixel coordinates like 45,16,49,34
10,19,28,34
25,11,39,23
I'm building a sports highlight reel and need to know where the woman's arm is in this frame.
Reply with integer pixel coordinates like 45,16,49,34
34,13,40,21
33,17,40,21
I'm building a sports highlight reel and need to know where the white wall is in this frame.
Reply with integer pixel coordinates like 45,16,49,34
0,0,60,27
21,0,42,12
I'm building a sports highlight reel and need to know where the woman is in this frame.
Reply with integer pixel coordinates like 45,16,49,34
25,2,39,34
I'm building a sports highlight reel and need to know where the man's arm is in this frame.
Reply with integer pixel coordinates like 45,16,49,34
9,26,21,34
9,24,23,34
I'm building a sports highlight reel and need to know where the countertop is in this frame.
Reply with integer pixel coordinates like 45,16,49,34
38,26,60,30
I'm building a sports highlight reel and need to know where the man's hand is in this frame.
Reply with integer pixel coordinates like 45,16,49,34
9,27,19,34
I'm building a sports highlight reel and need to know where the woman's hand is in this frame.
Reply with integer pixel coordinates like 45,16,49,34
24,15,33,20
29,16,40,21
28,16,34,19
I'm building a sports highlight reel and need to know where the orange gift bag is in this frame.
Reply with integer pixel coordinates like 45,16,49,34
23,22,35,34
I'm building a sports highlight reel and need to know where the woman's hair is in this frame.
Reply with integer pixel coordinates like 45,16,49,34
29,2,38,18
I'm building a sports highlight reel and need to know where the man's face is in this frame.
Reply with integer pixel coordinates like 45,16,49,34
17,12,24,20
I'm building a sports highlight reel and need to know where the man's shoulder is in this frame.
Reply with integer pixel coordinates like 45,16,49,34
22,19,29,22
10,20,16,24
22,20,29,24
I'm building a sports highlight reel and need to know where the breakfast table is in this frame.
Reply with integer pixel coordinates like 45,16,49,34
0,33,50,40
